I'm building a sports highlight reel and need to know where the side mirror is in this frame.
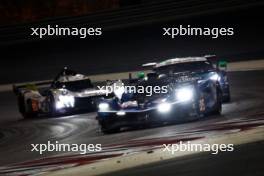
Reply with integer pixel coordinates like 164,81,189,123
137,72,145,79
217,60,227,71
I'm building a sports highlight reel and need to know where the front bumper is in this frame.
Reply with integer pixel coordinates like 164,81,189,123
97,101,197,127
54,96,99,113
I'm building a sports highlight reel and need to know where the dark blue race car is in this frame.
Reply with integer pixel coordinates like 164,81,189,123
97,57,230,133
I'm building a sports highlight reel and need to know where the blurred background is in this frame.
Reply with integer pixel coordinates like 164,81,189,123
0,0,263,84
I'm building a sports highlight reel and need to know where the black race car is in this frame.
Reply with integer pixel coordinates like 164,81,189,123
97,57,227,133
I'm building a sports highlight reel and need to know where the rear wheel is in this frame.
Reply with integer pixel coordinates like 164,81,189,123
22,99,38,118
17,94,26,114
223,88,231,102
46,92,57,116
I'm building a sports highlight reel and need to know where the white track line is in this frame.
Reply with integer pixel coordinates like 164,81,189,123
44,126,264,176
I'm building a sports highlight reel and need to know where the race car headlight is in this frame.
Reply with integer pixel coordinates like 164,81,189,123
176,87,194,102
56,95,75,109
98,103,110,111
157,102,172,113
116,111,126,116
209,73,220,81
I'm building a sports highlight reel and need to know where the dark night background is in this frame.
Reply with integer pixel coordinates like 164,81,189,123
0,0,264,84
0,0,119,25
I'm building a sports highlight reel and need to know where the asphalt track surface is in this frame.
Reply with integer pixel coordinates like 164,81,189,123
102,141,264,176
0,70,264,176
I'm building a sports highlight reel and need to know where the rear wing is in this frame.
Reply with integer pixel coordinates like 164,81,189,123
142,55,217,68
141,54,227,71
204,54,217,60
142,62,157,68
13,80,52,95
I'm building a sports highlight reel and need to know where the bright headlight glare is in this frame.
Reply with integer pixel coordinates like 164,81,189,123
98,103,109,111
56,101,64,109
176,87,193,102
210,73,220,81
56,95,75,109
157,102,172,113
116,111,126,116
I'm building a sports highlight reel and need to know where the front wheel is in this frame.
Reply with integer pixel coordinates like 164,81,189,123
99,119,120,134
211,89,222,115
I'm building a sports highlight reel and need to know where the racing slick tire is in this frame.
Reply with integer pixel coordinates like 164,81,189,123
222,89,231,103
17,93,37,118
46,92,57,117
99,119,120,134
22,99,38,118
17,94,26,115
211,89,222,115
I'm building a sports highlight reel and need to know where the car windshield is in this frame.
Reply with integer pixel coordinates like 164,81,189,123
154,61,213,74
56,79,94,91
